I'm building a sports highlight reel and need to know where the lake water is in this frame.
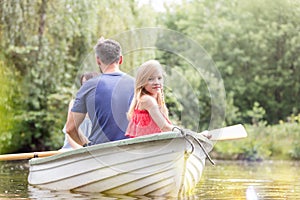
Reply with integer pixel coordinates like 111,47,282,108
0,160,299,199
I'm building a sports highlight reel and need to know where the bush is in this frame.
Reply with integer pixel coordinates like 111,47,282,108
0,59,24,153
213,119,300,161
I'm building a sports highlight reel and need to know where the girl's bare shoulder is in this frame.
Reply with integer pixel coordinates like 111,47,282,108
140,95,157,110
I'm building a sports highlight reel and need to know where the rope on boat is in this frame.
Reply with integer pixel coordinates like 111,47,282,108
172,126,195,154
172,127,215,165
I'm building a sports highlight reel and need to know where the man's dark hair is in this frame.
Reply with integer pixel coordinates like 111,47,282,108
94,39,122,65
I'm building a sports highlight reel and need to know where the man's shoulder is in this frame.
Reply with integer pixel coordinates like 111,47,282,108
124,74,135,82
86,76,100,84
119,73,135,84
76,76,99,96
122,72,134,79
81,76,100,88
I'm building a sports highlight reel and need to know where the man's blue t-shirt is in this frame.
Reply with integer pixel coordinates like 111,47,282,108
71,72,134,145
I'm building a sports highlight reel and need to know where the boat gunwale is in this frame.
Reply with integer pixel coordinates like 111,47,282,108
29,131,211,165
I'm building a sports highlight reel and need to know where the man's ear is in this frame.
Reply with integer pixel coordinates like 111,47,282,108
118,56,123,65
96,57,101,66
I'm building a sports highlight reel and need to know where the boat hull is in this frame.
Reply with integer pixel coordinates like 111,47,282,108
28,132,212,197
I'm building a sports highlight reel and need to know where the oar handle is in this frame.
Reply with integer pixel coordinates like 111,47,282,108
0,151,61,161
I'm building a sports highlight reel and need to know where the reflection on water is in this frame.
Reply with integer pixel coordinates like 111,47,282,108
0,161,28,199
0,160,299,199
196,160,300,200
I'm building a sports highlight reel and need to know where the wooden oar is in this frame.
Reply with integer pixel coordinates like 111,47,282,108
0,151,61,161
207,124,247,141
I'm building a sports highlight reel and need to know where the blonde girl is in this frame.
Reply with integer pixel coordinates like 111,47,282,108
125,60,174,138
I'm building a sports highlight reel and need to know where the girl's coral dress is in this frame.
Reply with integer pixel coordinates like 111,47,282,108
125,108,171,138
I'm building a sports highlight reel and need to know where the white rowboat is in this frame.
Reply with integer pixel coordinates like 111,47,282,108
27,124,247,197
28,131,213,197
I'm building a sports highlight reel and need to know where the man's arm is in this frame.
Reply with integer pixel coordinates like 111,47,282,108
67,129,89,149
65,111,86,146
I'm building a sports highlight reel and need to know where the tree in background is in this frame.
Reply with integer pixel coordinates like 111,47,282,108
163,0,300,125
1,0,300,153
0,0,158,152
0,59,23,154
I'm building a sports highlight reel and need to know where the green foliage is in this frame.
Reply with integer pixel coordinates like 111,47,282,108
162,0,300,160
247,102,267,126
0,0,93,151
0,59,24,154
0,0,300,158
224,92,241,125
0,0,161,152
214,118,300,161
164,86,183,125
290,142,300,160
287,113,300,160
163,0,300,125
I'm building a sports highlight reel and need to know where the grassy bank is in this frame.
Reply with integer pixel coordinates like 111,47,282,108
212,121,300,161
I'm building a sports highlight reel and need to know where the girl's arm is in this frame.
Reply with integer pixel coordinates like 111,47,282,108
140,95,174,132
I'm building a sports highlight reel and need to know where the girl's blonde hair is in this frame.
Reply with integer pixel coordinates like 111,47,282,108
127,60,168,119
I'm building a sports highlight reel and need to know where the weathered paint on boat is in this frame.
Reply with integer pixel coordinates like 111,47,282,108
28,131,213,197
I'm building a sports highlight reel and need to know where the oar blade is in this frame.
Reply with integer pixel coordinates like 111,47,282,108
209,124,247,141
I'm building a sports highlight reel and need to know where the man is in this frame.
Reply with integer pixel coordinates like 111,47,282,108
66,37,135,147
